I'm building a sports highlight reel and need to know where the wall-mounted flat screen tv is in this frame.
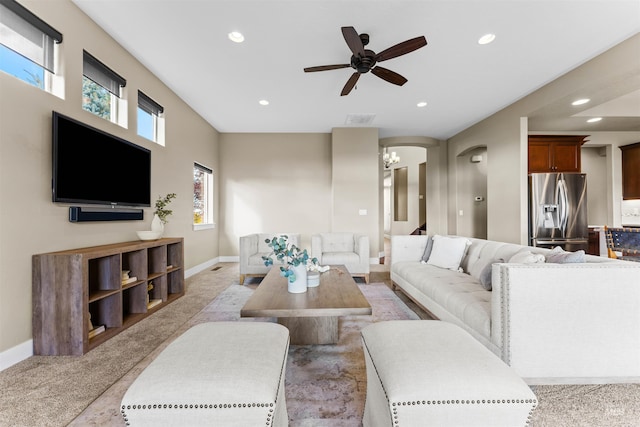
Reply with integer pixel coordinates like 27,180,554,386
52,111,151,207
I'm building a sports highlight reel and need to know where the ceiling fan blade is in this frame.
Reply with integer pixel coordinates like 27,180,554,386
341,72,361,96
304,64,350,72
371,66,408,86
375,36,427,62
341,26,365,57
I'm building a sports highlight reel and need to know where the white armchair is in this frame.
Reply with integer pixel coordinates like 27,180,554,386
311,232,370,283
239,233,300,284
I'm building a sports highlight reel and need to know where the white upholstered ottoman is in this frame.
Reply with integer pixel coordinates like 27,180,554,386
121,322,290,426
361,320,537,427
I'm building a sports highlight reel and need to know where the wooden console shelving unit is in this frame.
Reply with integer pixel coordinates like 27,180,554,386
32,237,184,356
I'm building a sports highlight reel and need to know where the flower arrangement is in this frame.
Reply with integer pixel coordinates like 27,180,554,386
262,235,318,283
154,193,177,224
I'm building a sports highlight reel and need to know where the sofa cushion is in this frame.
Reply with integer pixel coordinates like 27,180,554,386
464,240,538,280
322,251,359,265
427,235,471,271
321,233,354,252
546,246,586,263
393,261,491,339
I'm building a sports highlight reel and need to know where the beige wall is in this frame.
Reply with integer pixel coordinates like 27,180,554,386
331,128,381,258
455,146,488,239
219,133,332,253
0,0,219,355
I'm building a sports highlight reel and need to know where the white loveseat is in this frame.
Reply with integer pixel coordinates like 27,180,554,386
391,235,640,384
239,233,299,284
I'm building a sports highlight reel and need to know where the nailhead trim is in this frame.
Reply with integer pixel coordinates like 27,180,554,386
120,401,277,426
389,398,538,426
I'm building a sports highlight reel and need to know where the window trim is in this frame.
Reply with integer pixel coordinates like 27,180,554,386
193,162,215,230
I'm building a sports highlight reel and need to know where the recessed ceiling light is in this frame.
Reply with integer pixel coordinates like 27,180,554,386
228,31,244,43
417,101,427,108
572,98,590,106
587,117,602,123
259,99,269,106
478,33,496,45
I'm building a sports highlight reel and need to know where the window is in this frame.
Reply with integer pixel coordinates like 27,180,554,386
193,163,214,230
137,91,165,145
82,50,126,124
0,0,62,90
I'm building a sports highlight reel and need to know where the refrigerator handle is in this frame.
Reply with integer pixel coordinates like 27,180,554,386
557,179,569,238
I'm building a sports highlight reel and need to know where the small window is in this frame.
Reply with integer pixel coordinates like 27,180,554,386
137,91,165,145
82,50,126,124
193,163,214,230
0,0,62,90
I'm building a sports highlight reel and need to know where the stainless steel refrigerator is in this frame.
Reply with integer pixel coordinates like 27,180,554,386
529,173,588,252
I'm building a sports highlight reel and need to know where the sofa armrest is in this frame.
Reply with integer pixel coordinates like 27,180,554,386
354,234,369,264
492,262,640,382
390,235,430,264
311,234,322,261
239,234,259,267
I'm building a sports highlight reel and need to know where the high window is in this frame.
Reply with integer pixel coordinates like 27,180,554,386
82,50,126,125
137,90,165,145
193,163,214,230
0,0,62,91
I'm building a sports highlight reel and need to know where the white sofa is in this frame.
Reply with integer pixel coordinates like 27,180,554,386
239,233,299,284
311,232,370,283
391,235,640,384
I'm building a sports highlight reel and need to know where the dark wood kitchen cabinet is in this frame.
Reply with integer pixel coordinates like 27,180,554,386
528,135,588,173
621,142,640,200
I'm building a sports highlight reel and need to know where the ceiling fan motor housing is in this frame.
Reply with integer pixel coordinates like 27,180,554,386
351,50,377,73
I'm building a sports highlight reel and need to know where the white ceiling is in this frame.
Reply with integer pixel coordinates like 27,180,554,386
72,0,640,140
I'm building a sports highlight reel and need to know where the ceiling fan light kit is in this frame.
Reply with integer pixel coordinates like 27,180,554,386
304,26,427,96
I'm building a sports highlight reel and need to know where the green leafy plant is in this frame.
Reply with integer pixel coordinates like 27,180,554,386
262,235,318,283
154,193,177,224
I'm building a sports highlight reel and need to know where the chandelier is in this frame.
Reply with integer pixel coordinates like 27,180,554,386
383,148,400,168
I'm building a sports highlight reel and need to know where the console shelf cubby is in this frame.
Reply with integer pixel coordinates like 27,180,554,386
32,237,184,356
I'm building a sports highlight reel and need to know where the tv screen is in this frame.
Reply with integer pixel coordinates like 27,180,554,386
52,112,151,207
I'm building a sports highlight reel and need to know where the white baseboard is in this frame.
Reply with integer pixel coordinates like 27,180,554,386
219,256,239,263
0,339,33,372
185,257,220,278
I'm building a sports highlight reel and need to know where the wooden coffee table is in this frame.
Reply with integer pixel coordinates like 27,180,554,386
240,265,372,344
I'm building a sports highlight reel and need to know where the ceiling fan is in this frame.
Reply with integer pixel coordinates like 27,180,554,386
304,26,427,96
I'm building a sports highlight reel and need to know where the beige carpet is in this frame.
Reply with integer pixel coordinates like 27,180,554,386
2,264,640,426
